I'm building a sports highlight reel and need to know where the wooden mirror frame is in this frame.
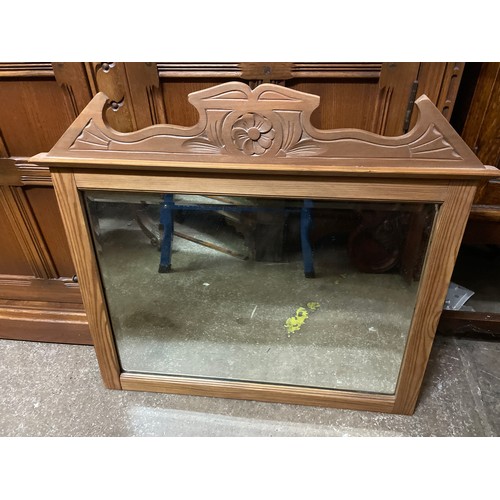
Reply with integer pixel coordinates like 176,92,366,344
31,82,498,414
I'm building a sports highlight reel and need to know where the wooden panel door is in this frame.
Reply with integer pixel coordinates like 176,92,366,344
0,63,92,343
91,63,463,134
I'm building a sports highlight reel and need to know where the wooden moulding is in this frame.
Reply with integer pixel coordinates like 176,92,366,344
0,275,82,303
0,158,53,187
0,62,54,78
33,81,497,178
439,310,500,337
156,62,383,80
0,300,91,345
392,181,477,414
51,171,121,389
35,82,499,414
73,171,451,203
120,373,395,413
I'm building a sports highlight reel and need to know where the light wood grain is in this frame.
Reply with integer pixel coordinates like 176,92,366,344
34,156,498,180
121,373,396,413
51,169,121,388
393,182,477,414
74,171,450,202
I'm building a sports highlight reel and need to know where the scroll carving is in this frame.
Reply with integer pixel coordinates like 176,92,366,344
46,81,485,170
89,62,136,132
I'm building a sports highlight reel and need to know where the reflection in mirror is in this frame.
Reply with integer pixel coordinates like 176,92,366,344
84,191,438,394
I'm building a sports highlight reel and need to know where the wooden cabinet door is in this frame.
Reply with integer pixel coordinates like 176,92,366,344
0,63,93,343
90,63,463,136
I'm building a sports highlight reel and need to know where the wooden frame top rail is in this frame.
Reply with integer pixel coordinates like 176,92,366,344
31,82,497,180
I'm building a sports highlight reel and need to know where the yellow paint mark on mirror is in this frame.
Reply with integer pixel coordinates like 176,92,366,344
284,302,321,335
307,301,320,311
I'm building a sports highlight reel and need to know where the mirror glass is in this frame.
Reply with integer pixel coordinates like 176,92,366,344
84,191,438,394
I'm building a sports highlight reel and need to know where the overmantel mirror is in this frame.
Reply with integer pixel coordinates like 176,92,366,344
31,82,498,414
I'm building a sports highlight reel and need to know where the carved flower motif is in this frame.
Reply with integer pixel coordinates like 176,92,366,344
231,113,275,155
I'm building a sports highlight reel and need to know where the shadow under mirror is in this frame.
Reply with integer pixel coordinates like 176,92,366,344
84,191,438,395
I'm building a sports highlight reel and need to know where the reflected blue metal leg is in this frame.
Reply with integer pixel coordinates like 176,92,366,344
301,199,315,278
159,194,174,273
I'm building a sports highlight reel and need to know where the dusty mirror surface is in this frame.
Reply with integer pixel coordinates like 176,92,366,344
84,190,438,395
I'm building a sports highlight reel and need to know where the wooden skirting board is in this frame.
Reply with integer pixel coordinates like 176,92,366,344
0,300,91,344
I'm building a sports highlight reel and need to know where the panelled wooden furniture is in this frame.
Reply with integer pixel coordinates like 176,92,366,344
0,63,93,343
439,62,500,336
0,62,487,345
31,81,497,413
462,61,500,247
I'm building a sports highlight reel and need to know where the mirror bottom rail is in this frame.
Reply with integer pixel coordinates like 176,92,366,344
120,372,398,413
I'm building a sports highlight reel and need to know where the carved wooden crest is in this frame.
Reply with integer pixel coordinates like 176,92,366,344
35,81,488,173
